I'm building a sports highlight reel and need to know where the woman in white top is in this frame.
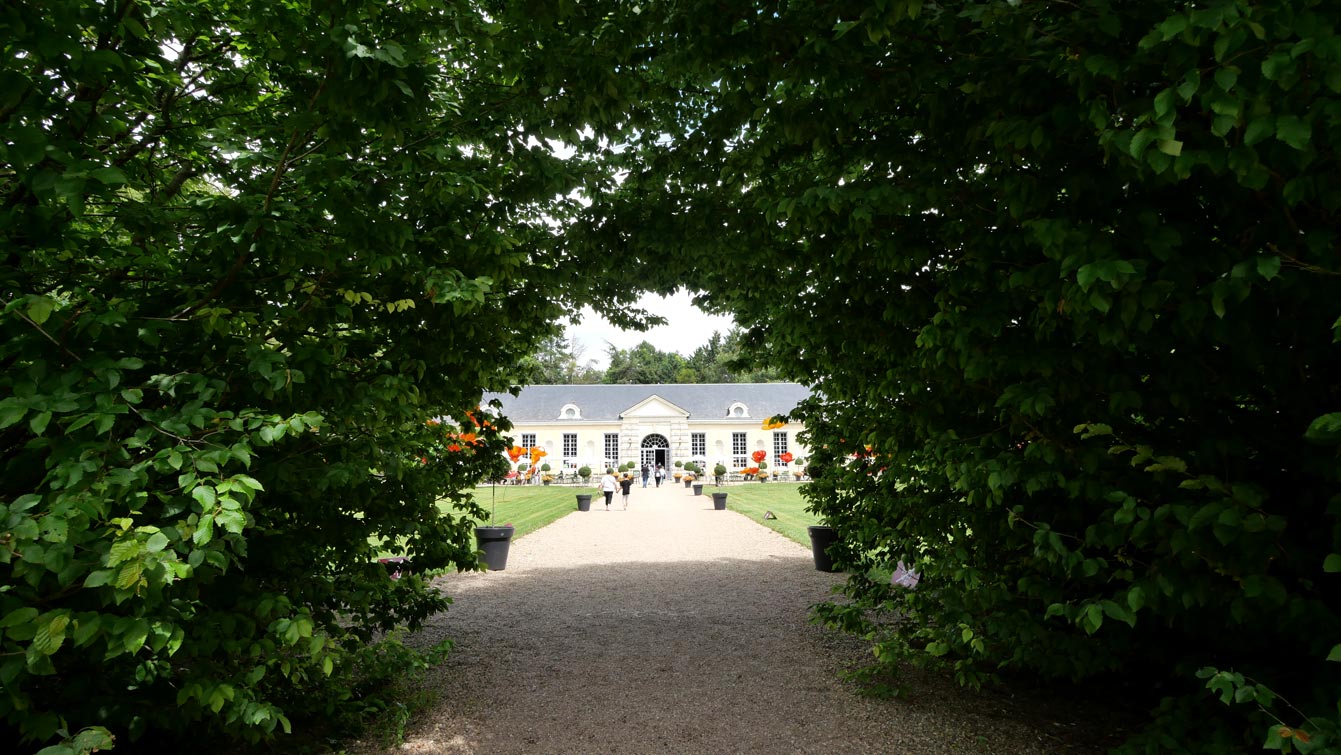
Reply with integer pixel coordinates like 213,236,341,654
599,469,618,510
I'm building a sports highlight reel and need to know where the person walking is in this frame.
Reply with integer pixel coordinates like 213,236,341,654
619,474,634,509
654,464,664,487
640,463,650,488
600,468,618,510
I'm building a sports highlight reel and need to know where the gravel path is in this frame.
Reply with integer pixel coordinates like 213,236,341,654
350,483,1109,755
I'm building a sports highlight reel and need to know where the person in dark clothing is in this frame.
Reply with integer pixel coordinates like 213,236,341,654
619,474,634,509
641,463,650,488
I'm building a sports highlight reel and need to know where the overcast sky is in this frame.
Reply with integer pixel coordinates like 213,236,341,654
564,290,736,369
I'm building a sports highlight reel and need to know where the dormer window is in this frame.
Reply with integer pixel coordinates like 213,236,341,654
728,402,749,418
560,403,582,420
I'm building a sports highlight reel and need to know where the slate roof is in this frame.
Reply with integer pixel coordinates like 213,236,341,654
483,383,812,423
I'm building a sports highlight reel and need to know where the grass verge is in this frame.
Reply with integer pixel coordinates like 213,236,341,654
715,482,820,546
447,484,590,540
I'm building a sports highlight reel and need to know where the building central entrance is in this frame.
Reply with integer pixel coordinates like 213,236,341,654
640,434,669,470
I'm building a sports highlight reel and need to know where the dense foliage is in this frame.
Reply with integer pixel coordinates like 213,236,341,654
521,329,780,384
505,0,1341,750
0,1,602,749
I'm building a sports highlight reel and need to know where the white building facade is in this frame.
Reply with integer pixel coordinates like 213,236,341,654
483,383,812,475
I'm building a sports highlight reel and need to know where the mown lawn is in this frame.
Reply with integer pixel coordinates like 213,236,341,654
444,484,589,540
715,482,820,547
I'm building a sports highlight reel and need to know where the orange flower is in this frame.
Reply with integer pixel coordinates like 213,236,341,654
751,450,767,463
507,446,525,462
447,443,462,452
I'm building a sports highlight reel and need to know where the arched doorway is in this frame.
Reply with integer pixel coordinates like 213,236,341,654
640,434,669,471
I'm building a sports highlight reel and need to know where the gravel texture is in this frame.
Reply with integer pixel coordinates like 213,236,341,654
349,483,1112,755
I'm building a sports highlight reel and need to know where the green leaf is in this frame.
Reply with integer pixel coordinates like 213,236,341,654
71,727,116,752
1327,644,1341,662
1244,116,1274,145
1157,14,1188,40
1129,129,1157,158
123,618,149,653
1256,256,1281,281
1304,413,1341,444
0,400,25,429
31,613,70,656
114,561,143,589
1261,52,1292,81
216,509,246,535
0,607,39,629
11,494,41,513
26,297,56,325
1127,586,1146,612
1156,139,1183,157
1324,554,1341,573
91,167,129,185
146,531,170,553
1275,115,1311,150
193,515,214,546
30,411,53,435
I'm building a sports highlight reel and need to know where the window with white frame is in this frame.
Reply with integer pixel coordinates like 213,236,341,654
732,432,748,468
604,433,619,466
691,432,706,457
563,433,577,460
773,431,789,465
520,433,536,448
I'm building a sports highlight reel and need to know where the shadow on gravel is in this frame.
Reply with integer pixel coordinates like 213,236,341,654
341,555,1127,755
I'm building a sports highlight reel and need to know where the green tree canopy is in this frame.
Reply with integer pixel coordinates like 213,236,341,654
0,0,606,748
502,0,1341,749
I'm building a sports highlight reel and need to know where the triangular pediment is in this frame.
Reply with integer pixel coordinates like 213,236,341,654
621,394,690,419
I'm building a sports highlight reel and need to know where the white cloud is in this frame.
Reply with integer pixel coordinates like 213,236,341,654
565,290,735,369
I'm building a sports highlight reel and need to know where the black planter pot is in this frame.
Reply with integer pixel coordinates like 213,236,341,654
575,493,592,511
711,492,728,510
475,525,515,571
807,525,839,572
692,484,703,496
683,479,692,488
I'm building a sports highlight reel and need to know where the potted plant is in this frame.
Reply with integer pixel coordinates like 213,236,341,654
710,490,728,510
541,473,554,486
757,469,770,482
807,524,840,572
713,463,727,486
673,460,683,481
578,465,592,482
475,486,515,570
